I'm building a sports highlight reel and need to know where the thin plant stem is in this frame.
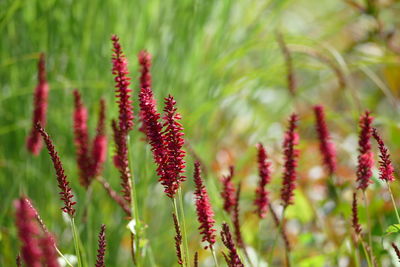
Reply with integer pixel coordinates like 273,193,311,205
360,239,373,267
362,190,374,263
267,206,286,265
178,188,190,266
210,246,219,267
55,246,74,267
211,251,218,267
387,183,400,224
70,218,83,267
172,198,186,267
128,135,142,266
257,219,262,267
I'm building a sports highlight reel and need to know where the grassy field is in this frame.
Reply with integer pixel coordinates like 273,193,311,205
2,0,400,266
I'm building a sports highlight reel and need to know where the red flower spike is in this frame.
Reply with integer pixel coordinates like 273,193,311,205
356,111,374,190
193,161,217,249
172,213,183,265
372,128,395,182
221,223,244,267
232,183,244,248
91,98,108,178
111,34,134,134
313,105,336,175
26,53,50,155
15,197,42,267
138,50,152,90
159,95,186,198
137,50,153,135
95,224,106,267
40,233,60,267
352,192,362,235
36,124,76,216
221,166,236,214
111,120,132,203
280,113,300,207
254,143,272,218
138,87,164,166
73,90,91,187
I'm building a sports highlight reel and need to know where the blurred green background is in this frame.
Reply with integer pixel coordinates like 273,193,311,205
2,0,400,266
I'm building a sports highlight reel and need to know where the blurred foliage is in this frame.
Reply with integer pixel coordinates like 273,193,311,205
1,0,400,266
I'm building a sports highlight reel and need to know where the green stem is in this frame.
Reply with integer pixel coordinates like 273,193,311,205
127,135,142,266
210,246,219,267
387,183,400,224
360,239,373,267
70,218,83,267
178,189,190,266
172,198,187,267
362,191,374,264
267,207,286,265
55,246,74,267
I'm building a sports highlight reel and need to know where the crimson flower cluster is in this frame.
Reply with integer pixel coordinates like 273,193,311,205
372,128,395,182
356,111,374,191
15,197,59,267
138,50,152,90
111,35,135,204
36,124,76,217
73,90,108,188
137,50,186,198
193,161,216,249
111,34,134,133
232,184,244,249
221,166,236,214
91,99,108,177
95,224,107,267
26,53,50,156
138,50,154,135
313,105,336,175
159,96,186,198
280,113,300,207
138,87,164,165
221,223,244,267
254,143,272,218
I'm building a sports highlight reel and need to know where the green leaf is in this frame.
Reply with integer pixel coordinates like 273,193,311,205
385,224,400,235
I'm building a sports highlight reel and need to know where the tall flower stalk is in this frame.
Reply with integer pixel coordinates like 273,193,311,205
95,224,106,267
73,90,91,188
372,128,400,224
356,111,374,191
254,143,271,218
15,197,61,267
221,166,236,214
221,223,244,267
111,34,141,265
280,113,300,208
313,105,336,175
26,53,49,155
270,113,299,265
193,162,218,266
356,111,374,261
36,124,83,267
15,197,42,267
73,91,108,187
